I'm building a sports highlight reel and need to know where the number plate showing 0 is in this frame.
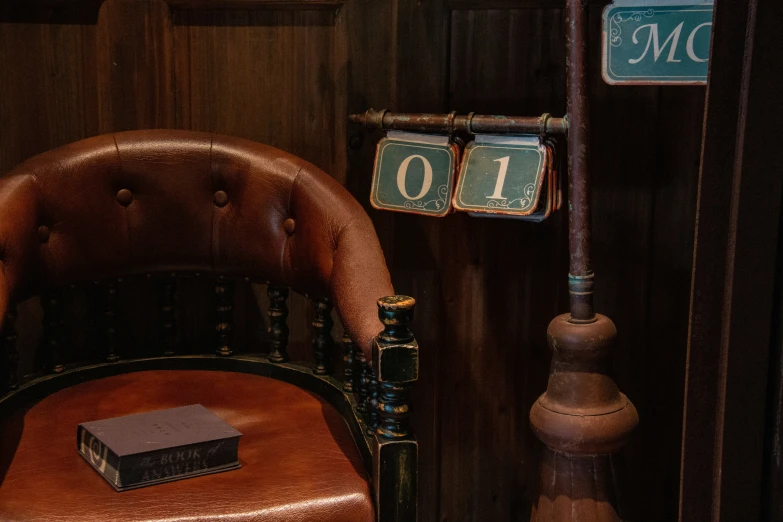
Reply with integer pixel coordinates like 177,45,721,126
452,138,545,216
370,133,457,217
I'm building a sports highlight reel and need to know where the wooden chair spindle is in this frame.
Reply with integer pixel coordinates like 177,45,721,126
311,297,333,375
342,332,357,392
267,285,290,363
357,349,369,419
100,281,120,362
156,275,177,356
40,290,66,373
368,369,380,436
215,277,234,357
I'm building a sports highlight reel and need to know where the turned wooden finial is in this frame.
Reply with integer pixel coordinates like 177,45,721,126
267,285,290,363
373,295,418,439
529,314,638,520
372,295,419,522
311,297,334,375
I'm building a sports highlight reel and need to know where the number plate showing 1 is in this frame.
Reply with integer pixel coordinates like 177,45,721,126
453,136,545,216
370,132,457,217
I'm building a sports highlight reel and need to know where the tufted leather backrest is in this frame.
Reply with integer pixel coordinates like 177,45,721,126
0,130,393,354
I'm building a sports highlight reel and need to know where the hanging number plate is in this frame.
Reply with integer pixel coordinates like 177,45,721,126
370,132,458,217
602,1,713,85
452,135,547,217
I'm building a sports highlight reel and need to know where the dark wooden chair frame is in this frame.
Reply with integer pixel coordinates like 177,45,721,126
0,276,418,522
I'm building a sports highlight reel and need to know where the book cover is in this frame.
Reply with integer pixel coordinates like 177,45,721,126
77,404,242,491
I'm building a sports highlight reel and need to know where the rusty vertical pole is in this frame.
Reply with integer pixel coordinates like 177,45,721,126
565,0,594,322
529,0,638,520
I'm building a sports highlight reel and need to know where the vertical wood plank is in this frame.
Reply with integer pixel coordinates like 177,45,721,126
173,8,338,173
386,1,451,519
96,0,175,132
0,13,91,173
440,9,568,521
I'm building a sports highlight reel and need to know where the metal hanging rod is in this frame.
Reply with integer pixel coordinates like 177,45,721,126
348,108,568,136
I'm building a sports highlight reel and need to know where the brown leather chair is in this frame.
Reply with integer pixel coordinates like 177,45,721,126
0,130,418,522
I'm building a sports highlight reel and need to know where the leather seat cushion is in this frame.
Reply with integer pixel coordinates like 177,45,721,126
0,370,375,522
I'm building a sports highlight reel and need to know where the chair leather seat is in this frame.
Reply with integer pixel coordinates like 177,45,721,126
0,370,375,522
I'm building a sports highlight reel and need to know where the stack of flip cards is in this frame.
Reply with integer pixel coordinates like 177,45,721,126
368,131,562,222
369,131,461,217
452,134,562,222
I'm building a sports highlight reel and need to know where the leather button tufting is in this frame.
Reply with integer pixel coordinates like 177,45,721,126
214,190,229,207
284,218,296,235
38,225,50,243
116,189,133,207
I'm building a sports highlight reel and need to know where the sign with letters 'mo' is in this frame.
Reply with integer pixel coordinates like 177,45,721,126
370,132,458,217
602,1,713,85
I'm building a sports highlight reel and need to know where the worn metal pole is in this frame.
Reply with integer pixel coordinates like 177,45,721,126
565,0,594,322
529,0,638,520
348,109,568,136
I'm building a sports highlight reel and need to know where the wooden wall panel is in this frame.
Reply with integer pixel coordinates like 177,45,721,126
96,0,175,132
173,8,343,177
0,20,92,172
449,9,566,114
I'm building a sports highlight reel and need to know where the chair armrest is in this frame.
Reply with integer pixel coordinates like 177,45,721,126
371,296,418,522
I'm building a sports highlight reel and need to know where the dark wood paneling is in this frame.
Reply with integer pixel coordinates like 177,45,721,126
0,19,91,172
172,8,344,177
0,1,707,521
437,9,567,520
96,0,175,132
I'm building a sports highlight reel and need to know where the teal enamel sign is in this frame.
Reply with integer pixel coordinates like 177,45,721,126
370,133,456,217
453,137,545,216
602,2,713,85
